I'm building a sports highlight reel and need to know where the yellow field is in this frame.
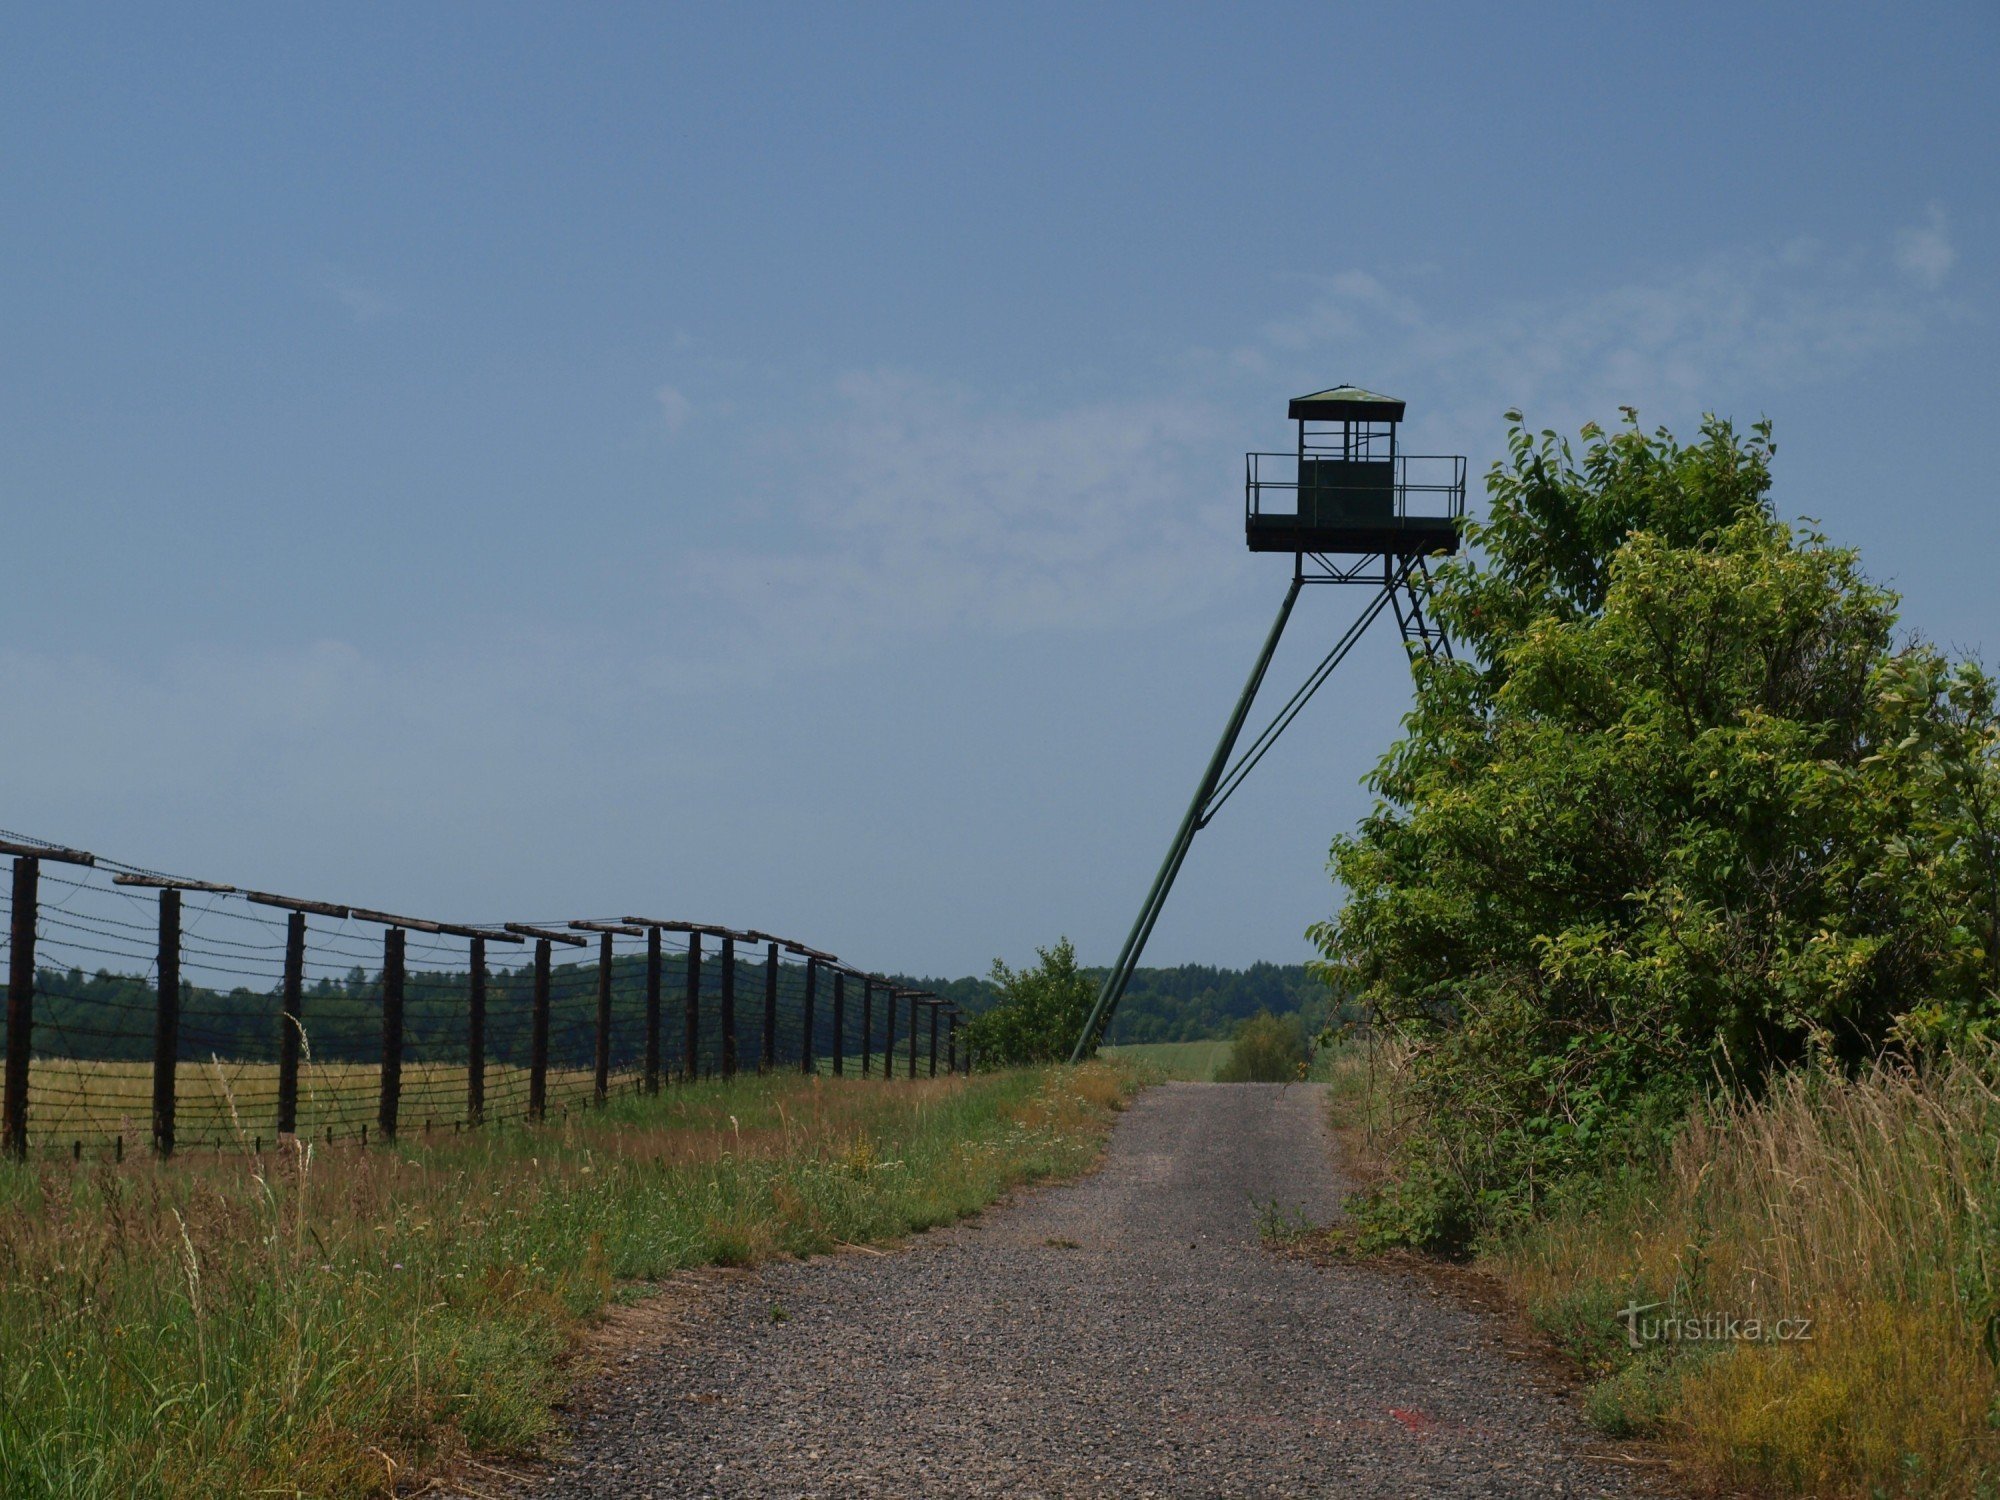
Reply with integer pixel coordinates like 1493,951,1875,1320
17,1057,612,1153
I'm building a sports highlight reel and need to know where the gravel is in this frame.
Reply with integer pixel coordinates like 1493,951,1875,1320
496,1082,1665,1498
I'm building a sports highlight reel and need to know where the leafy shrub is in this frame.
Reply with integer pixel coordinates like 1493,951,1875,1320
1216,1010,1308,1081
1317,411,2000,1248
963,937,1096,1066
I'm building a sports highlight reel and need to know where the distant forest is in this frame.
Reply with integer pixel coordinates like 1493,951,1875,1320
4,954,1339,1064
3,951,772,1070
889,961,1341,1044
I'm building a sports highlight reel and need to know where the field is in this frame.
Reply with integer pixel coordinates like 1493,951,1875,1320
1102,1039,1234,1081
18,1051,945,1157
16,1058,607,1153
0,1062,1137,1498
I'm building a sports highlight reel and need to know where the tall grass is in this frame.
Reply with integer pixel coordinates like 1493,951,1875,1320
0,1064,1134,1498
1491,1053,2000,1497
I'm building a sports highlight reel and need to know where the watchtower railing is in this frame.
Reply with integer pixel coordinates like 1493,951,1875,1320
1245,451,1467,527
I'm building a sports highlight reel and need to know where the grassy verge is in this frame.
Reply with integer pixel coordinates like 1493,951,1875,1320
0,1063,1136,1498
1323,1040,2000,1497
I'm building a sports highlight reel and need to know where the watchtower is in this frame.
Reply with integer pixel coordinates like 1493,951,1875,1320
1245,386,1462,557
1073,388,1466,1057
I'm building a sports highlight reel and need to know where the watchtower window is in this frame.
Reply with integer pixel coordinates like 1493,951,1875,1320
1302,420,1397,463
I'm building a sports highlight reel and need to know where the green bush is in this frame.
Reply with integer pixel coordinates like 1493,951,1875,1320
963,937,1096,1066
1216,1010,1309,1081
1317,411,2000,1249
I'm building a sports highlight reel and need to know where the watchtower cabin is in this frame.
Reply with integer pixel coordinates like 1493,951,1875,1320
1244,386,1465,556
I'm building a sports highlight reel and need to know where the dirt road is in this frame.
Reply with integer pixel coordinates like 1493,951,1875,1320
507,1083,1657,1498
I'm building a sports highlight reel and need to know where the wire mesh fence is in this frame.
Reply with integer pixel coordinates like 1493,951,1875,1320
0,831,965,1160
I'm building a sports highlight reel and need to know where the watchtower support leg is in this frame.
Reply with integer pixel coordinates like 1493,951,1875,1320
1070,577,1302,1060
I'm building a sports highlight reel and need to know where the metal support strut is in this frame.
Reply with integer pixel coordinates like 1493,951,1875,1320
1071,552,1448,1060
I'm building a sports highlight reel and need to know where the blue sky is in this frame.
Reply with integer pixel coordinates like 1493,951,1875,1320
3,4,1995,977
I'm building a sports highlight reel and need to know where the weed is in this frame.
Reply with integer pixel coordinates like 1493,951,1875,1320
1251,1195,1317,1249
0,1062,1137,1498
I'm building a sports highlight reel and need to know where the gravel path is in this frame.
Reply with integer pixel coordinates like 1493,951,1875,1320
503,1083,1661,1498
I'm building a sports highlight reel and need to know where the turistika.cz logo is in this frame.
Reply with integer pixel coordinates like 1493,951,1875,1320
1615,1301,1814,1351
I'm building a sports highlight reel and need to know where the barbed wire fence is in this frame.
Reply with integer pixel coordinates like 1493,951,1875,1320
0,830,967,1161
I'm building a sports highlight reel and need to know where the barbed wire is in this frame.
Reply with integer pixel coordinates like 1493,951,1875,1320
0,829,960,1159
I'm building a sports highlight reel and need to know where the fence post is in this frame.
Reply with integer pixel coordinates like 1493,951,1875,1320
530,937,551,1121
947,1012,958,1075
803,957,820,1075
276,911,306,1138
467,935,486,1125
683,932,701,1082
379,927,405,1141
928,1002,939,1078
762,941,779,1072
644,927,662,1094
152,888,180,1157
860,979,874,1077
594,931,613,1106
829,967,843,1076
882,982,897,1082
4,856,37,1159
907,993,919,1079
720,934,737,1077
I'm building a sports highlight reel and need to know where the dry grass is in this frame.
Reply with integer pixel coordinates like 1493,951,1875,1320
1318,1036,1410,1187
1492,1052,2000,1497
0,1061,1137,1498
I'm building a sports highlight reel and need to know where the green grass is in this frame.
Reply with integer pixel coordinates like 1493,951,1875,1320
1102,1039,1234,1081
0,1063,1136,1498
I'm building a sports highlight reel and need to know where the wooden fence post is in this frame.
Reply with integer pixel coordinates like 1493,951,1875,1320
859,978,872,1076
829,968,844,1077
152,888,180,1157
683,932,701,1082
947,1012,958,1075
378,927,405,1141
803,957,820,1075
720,934,737,1077
928,1001,939,1078
530,937,551,1121
882,982,897,1082
4,856,37,1159
644,927,662,1094
276,911,306,1138
467,935,486,1125
594,931,613,1106
762,941,779,1072
907,993,919,1079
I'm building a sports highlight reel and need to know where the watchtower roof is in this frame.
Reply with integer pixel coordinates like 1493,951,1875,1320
1287,386,1405,423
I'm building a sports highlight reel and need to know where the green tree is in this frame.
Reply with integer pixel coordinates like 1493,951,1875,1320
1317,412,2000,1247
964,938,1096,1066
1215,1010,1309,1082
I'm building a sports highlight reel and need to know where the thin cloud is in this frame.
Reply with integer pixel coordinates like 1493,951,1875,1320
1241,228,1956,452
314,265,397,323
656,384,693,435
675,371,1243,669
1894,204,1957,289
675,221,1958,671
